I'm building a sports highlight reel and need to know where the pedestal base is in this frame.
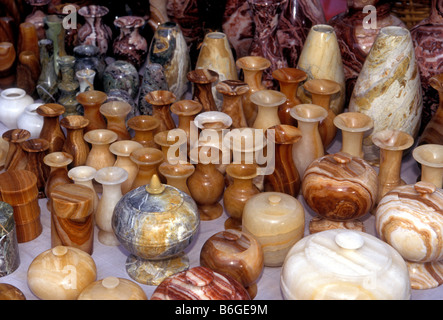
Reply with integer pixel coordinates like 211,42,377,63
407,260,443,290
98,230,121,246
309,216,365,234
224,217,242,231
126,253,190,286
199,203,223,221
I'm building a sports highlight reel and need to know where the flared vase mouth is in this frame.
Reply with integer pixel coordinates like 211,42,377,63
1,88,26,100
379,26,409,38
413,144,443,169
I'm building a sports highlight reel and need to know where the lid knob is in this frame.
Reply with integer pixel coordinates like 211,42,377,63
102,276,120,289
52,246,68,256
146,174,165,194
268,195,282,205
333,153,352,164
414,181,436,195
222,229,241,241
335,231,364,250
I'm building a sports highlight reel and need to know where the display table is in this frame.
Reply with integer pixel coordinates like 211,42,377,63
0,127,442,301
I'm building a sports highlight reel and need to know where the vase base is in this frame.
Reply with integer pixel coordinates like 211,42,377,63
98,230,121,246
309,216,365,234
199,203,223,221
125,253,190,286
407,261,443,290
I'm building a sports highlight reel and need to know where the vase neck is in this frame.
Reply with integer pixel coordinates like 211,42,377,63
379,149,403,186
232,176,254,188
243,70,266,91
341,130,364,158
311,94,332,111
66,127,85,142
279,82,300,102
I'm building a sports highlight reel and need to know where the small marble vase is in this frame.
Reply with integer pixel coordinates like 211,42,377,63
44,15,66,77
24,0,51,40
333,112,374,159
413,144,443,189
247,0,288,89
147,22,191,100
76,90,108,132
77,5,113,55
57,56,80,117
83,129,118,171
0,88,34,129
290,104,328,178
170,100,203,147
144,90,177,133
196,32,238,108
22,138,50,198
95,166,128,246
349,26,423,164
129,147,164,190
60,115,90,168
2,129,31,172
138,63,169,116
73,44,105,90
272,68,307,126
188,146,225,221
372,129,414,204
102,60,140,101
78,277,148,300
158,161,195,195
76,69,96,93
43,151,73,211
50,184,94,254
127,115,161,148
99,101,131,141
0,42,16,90
200,229,264,299
0,283,26,300
236,56,271,126
68,166,98,214
113,16,147,69
37,103,66,154
265,124,302,197
36,39,58,103
16,50,40,97
223,163,260,230
375,181,443,290
418,74,443,146
297,24,346,116
110,140,143,195
251,90,286,130
187,69,219,112
303,79,341,149
216,80,249,128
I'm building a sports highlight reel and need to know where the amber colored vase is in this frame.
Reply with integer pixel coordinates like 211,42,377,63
265,124,302,197
171,100,203,147
0,42,16,89
303,79,341,149
17,22,40,60
3,129,31,172
419,74,443,146
99,101,132,141
36,103,66,154
43,151,73,210
217,80,249,128
129,147,164,190
223,163,260,230
187,69,219,112
127,115,161,148
16,50,41,97
76,90,108,132
22,138,50,198
60,115,90,168
144,90,177,133
188,146,225,221
236,56,271,126
158,161,195,195
83,129,118,171
272,68,307,126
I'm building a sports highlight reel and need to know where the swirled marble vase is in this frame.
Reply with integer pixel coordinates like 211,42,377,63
349,26,423,164
376,181,443,290
77,5,113,55
103,61,140,100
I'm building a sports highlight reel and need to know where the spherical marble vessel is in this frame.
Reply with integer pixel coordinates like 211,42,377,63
112,175,200,285
77,276,147,300
151,266,250,300
281,229,411,300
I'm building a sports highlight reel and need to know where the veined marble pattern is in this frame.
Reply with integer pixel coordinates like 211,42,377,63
349,26,423,162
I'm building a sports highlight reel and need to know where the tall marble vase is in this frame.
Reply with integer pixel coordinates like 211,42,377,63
77,5,113,56
36,39,58,103
297,24,346,116
329,0,406,102
44,15,66,77
25,0,51,40
138,63,168,116
348,26,423,165
247,0,288,90
411,0,443,132
196,32,238,109
277,0,326,68
147,22,191,101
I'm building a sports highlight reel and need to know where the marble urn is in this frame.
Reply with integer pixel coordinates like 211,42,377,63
112,174,200,286
280,229,411,300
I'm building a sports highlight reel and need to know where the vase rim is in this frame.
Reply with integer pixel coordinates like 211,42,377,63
371,129,414,151
250,90,287,107
68,166,97,182
290,104,328,123
312,24,335,34
78,5,109,18
114,16,145,29
109,140,143,157
413,144,443,168
95,166,129,185
1,88,27,100
84,129,118,145
129,147,164,166
43,151,73,167
236,56,271,71
333,112,374,133
194,111,233,130
379,26,409,38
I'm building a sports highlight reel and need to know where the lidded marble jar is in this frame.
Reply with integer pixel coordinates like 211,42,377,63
112,175,200,286
242,192,305,267
375,181,443,290
77,276,147,300
280,229,411,300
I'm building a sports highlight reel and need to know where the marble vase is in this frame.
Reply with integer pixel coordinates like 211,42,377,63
297,24,346,116
413,144,443,189
113,16,147,69
187,69,219,112
216,80,249,128
137,63,168,116
103,60,140,101
349,26,423,165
